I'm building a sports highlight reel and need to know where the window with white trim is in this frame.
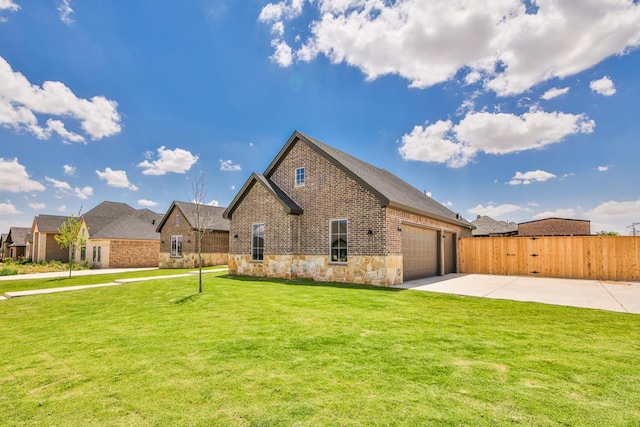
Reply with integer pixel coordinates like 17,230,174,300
171,236,183,257
251,223,264,261
330,219,348,263
295,167,305,187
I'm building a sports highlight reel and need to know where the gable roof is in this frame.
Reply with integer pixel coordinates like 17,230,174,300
82,201,162,240
157,201,230,232
91,212,163,240
32,214,69,233
85,201,136,218
6,227,30,247
230,130,472,228
223,173,303,219
471,216,518,236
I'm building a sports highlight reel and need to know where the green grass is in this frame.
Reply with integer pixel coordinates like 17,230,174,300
0,266,225,293
1,273,639,426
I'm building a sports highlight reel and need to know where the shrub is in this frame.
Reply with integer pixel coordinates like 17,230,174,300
2,258,14,265
0,267,18,276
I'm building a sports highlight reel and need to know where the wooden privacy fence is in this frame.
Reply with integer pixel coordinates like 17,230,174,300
458,236,640,281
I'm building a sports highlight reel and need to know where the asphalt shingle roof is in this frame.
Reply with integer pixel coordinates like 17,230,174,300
32,214,69,232
174,201,230,231
83,201,161,240
471,216,518,236
7,227,30,247
263,131,472,228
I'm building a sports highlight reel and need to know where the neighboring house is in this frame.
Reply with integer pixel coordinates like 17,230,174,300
25,233,33,260
471,215,518,237
156,201,229,268
73,201,163,268
31,215,70,263
518,218,591,236
223,131,474,286
0,233,8,259
5,227,31,260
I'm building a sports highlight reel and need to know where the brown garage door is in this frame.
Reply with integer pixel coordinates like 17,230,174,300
402,225,438,281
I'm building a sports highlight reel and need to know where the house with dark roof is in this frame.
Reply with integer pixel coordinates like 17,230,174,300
156,201,229,268
0,233,8,259
471,215,518,237
73,201,163,268
223,131,474,286
518,217,591,236
4,227,31,260
31,214,71,263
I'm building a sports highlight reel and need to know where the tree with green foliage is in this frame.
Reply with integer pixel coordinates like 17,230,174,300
596,230,619,236
55,209,86,278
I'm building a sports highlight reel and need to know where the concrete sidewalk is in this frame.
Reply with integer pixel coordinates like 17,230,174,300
0,267,159,281
1,267,228,300
394,274,640,314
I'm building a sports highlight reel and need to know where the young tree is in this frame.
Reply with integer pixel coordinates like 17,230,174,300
188,172,216,293
55,208,86,278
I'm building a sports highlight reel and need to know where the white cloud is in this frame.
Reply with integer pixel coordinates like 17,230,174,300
220,159,241,171
96,167,138,190
74,186,93,199
590,76,617,96
57,204,67,213
0,0,19,22
532,209,577,220
597,165,609,172
137,199,158,207
585,199,640,219
230,185,236,190
0,200,21,214
0,158,45,193
467,203,522,218
28,202,45,210
0,56,121,141
208,200,220,207
508,170,557,185
399,108,595,167
45,176,72,191
270,40,294,67
541,87,570,100
63,164,76,176
58,0,74,24
260,1,640,96
138,146,198,175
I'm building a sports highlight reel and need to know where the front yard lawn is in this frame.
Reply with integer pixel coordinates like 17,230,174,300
1,272,639,426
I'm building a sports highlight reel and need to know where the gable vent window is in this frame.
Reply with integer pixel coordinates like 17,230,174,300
330,219,348,263
174,215,180,226
295,167,305,187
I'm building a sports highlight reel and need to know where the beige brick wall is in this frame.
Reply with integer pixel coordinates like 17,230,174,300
109,240,160,268
518,219,590,236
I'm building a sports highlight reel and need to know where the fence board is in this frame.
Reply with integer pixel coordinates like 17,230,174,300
459,236,640,281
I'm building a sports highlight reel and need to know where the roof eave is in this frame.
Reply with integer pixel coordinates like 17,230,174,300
387,202,474,230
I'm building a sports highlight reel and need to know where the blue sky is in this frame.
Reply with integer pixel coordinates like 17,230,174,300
1,0,639,234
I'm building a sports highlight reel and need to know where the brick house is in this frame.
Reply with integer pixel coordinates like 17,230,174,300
518,218,591,236
156,201,229,268
4,227,30,260
223,131,474,286
30,215,70,263
73,201,163,268
0,233,8,259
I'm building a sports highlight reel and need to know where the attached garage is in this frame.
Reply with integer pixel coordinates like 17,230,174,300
402,224,457,281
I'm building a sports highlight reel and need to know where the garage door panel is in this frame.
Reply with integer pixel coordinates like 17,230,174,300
402,225,438,281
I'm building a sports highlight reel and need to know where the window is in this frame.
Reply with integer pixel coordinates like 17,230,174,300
174,215,180,226
171,236,183,257
330,219,348,263
80,246,86,261
251,223,264,261
92,247,97,262
295,167,305,187
93,246,102,262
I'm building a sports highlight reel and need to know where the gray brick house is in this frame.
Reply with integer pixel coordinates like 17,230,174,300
223,131,474,286
156,201,229,268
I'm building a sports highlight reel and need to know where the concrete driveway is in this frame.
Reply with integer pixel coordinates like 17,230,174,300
394,274,640,314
